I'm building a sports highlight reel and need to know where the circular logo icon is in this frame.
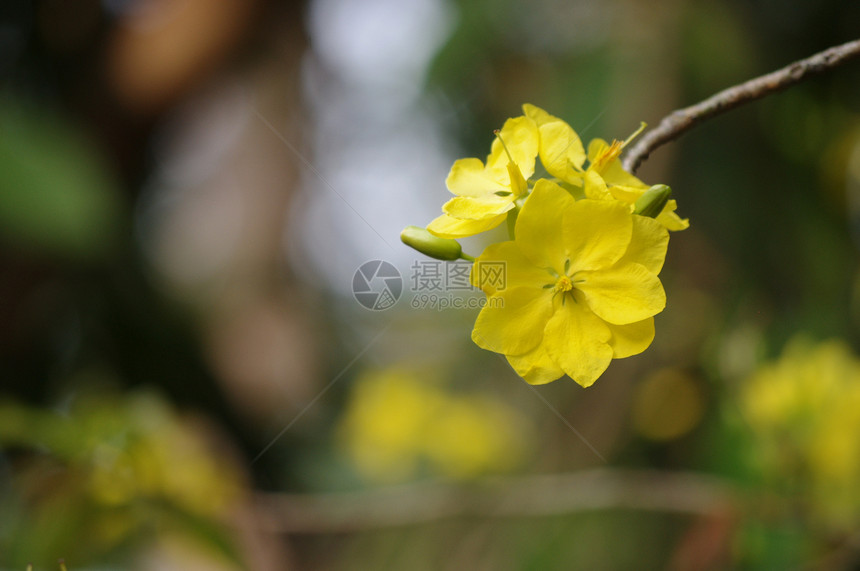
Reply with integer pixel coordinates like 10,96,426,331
352,260,402,310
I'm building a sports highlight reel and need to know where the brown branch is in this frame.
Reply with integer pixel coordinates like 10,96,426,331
253,468,738,534
622,38,860,173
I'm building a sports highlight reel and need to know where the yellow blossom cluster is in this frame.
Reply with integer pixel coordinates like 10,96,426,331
337,369,530,483
81,393,240,518
403,104,687,387
741,337,860,527
1,392,240,518
0,391,243,562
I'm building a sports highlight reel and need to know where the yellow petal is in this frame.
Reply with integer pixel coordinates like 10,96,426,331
577,262,666,325
446,158,507,197
656,199,690,231
506,341,565,385
564,199,632,272
586,138,646,188
607,318,655,358
427,212,506,238
443,195,514,219
515,178,575,272
471,286,553,355
522,104,587,174
507,161,528,196
538,121,587,181
607,184,643,205
600,156,647,188
487,116,538,179
522,103,553,125
470,241,554,296
620,215,669,274
583,170,611,200
543,296,613,388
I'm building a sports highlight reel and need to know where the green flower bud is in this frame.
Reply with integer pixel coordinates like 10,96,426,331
401,225,463,260
634,184,672,218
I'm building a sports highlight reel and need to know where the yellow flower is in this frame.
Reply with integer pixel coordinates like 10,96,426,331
741,337,860,526
336,369,440,483
521,103,587,183
523,103,689,231
427,115,538,238
337,369,529,483
470,179,668,387
424,395,528,479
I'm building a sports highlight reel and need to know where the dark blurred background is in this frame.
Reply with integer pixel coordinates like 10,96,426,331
1,0,860,569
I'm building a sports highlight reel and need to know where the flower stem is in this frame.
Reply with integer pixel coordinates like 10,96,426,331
622,38,860,173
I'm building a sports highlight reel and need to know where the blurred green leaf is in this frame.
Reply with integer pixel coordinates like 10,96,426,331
0,97,122,260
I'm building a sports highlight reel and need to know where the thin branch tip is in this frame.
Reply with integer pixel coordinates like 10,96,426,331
623,38,860,173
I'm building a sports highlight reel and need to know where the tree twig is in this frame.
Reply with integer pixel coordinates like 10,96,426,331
622,38,860,173
254,468,737,534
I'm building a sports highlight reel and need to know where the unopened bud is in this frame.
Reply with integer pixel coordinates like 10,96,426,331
634,184,671,218
401,225,463,260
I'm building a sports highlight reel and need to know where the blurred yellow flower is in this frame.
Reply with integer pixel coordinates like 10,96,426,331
337,369,529,483
632,368,705,441
424,395,525,479
0,390,244,567
470,180,668,387
77,393,240,519
741,337,860,527
90,419,233,548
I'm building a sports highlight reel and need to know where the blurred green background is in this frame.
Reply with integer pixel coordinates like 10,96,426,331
1,0,860,569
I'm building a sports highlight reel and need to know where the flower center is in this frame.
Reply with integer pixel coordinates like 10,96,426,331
591,122,646,174
593,141,623,172
553,275,574,294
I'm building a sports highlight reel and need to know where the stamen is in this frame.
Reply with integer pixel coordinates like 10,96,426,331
494,129,516,164
593,142,622,170
622,121,647,148
553,276,574,294
593,122,648,171
496,129,528,196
